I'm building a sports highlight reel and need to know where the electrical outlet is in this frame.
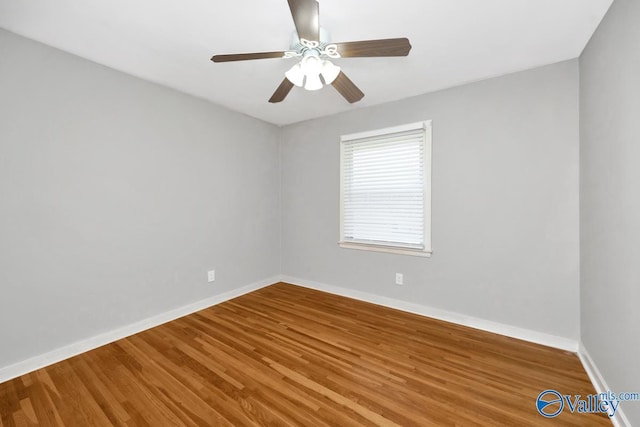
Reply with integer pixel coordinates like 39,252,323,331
207,270,215,283
395,273,404,285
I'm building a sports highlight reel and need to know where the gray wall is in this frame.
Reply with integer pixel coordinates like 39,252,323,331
0,29,280,368
281,60,581,340
580,0,640,423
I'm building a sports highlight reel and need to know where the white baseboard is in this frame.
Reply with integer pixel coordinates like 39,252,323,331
578,343,631,427
281,275,578,352
0,276,279,384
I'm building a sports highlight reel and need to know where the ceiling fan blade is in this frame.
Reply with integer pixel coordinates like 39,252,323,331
287,0,319,41
269,78,295,103
334,38,412,58
211,52,286,62
331,71,364,103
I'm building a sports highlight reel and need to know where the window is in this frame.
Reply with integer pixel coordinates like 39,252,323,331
339,121,432,257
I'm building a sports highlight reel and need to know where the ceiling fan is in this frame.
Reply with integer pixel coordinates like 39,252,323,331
211,0,411,104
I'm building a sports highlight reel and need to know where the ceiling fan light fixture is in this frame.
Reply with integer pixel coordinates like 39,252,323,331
286,55,338,91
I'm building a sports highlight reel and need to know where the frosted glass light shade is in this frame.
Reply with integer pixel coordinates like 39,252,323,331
321,60,340,84
285,63,305,87
304,73,323,91
301,55,323,90
302,55,322,74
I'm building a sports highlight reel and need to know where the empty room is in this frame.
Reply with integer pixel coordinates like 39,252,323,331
1,0,638,425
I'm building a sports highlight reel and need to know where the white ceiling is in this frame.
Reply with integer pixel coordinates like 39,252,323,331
0,0,612,126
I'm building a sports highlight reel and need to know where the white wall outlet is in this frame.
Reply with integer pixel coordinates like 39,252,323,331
395,273,404,285
207,270,215,283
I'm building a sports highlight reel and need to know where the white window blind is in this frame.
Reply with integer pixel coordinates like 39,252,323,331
340,121,431,256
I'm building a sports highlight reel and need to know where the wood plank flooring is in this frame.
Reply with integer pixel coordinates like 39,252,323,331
0,283,610,426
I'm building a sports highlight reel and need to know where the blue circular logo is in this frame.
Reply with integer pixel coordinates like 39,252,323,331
536,390,564,418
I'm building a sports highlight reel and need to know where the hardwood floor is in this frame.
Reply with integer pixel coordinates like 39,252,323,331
0,283,609,426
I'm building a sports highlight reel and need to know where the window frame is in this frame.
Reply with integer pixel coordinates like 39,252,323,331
339,120,432,257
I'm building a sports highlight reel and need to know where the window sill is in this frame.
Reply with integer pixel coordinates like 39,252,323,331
338,242,432,257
